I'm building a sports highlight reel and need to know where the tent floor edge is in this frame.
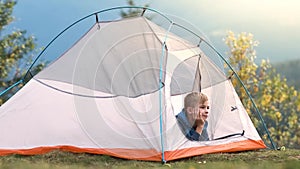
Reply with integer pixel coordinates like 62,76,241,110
0,146,162,161
164,139,266,161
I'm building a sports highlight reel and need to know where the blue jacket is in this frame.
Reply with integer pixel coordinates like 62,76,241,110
176,109,209,141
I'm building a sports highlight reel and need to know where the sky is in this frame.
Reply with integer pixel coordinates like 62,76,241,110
10,0,300,64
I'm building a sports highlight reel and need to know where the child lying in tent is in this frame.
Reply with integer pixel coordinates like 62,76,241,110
176,92,209,141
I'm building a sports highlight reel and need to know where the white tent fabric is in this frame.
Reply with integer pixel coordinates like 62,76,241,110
0,17,265,161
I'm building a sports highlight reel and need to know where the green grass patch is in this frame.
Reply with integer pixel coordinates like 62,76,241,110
0,149,299,169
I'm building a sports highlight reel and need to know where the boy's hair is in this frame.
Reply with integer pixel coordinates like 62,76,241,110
184,92,208,110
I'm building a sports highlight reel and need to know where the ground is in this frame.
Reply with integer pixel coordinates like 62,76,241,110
0,149,299,169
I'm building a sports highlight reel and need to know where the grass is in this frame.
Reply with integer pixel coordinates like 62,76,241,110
0,149,299,169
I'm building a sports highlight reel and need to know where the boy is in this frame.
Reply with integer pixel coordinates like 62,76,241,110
176,92,209,141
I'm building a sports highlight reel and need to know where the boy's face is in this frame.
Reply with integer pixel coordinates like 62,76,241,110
199,101,209,121
187,101,209,121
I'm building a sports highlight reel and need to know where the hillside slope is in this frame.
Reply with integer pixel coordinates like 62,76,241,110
273,59,300,90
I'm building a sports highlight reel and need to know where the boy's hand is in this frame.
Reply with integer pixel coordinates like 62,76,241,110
194,111,205,128
192,109,205,134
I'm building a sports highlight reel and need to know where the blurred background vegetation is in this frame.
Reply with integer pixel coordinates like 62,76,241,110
224,31,300,149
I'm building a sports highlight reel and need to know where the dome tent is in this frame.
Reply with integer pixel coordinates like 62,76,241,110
0,7,274,162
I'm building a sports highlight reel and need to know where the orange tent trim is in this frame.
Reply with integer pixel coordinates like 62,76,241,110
0,139,265,161
165,139,266,161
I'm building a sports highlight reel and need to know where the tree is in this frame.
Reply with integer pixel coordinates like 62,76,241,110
0,0,41,105
224,31,300,148
120,0,149,18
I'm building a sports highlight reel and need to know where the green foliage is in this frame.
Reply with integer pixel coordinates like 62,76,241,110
224,31,300,148
0,0,43,105
120,0,149,18
0,0,15,29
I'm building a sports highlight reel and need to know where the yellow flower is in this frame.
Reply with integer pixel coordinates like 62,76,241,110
275,111,282,120
293,90,297,97
279,93,288,102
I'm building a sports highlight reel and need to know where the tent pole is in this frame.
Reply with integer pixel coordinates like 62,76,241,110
0,79,23,97
159,43,166,164
158,20,175,163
